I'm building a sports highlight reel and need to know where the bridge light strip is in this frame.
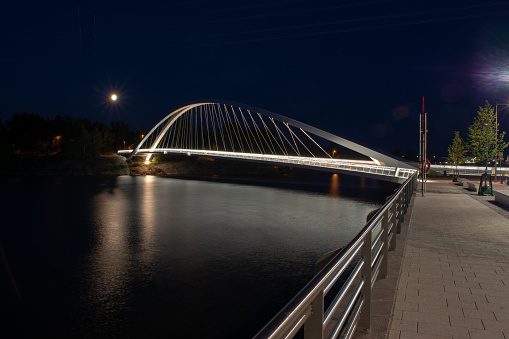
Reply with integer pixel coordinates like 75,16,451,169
134,148,416,179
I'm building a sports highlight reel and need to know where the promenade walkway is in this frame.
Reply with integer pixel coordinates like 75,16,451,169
387,177,509,339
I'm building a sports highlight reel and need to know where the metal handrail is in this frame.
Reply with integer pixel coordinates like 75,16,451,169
431,164,509,176
253,172,416,339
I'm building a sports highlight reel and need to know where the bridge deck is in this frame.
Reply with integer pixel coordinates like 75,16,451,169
386,178,509,338
118,148,416,183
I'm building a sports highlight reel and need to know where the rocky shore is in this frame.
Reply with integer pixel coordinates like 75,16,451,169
128,155,293,177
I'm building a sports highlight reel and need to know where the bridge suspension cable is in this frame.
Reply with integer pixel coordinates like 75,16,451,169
121,101,417,183
138,102,336,159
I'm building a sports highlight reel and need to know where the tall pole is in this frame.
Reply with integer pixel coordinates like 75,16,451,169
424,98,427,194
419,97,427,196
495,103,498,181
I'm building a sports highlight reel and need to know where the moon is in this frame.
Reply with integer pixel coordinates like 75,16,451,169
111,94,118,101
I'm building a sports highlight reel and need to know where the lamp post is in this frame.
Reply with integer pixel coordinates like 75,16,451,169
495,102,499,181
495,101,508,181
419,97,427,196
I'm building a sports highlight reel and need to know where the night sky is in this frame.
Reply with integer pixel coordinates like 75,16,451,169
2,0,509,157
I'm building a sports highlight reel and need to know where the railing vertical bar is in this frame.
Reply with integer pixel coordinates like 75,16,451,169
304,291,323,339
380,208,389,277
389,202,397,251
396,199,401,227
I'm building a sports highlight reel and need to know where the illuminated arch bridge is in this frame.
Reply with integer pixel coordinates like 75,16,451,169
118,101,417,183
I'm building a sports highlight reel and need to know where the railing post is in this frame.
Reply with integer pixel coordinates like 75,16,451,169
405,184,410,211
389,202,397,251
380,210,389,279
396,194,402,233
358,231,372,331
304,292,324,339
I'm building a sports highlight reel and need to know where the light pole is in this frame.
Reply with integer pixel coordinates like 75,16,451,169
419,97,427,196
495,101,508,181
495,102,499,181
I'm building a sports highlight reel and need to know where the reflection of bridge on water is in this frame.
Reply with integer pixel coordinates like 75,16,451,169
118,101,416,183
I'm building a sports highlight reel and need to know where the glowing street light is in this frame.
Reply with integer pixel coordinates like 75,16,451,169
111,94,118,101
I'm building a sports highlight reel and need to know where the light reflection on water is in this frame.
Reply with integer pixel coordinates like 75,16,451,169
88,179,130,324
1,175,385,338
330,173,340,197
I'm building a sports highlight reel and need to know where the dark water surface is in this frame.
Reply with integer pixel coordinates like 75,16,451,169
0,174,388,338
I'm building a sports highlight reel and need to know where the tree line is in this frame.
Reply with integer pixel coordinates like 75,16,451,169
0,112,145,160
448,101,508,173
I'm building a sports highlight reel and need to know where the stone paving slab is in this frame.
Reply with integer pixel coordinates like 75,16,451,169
388,178,509,339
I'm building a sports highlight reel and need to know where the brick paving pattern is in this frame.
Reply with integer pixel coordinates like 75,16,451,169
388,179,509,339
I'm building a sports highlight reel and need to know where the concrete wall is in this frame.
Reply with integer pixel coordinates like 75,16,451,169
494,190,509,208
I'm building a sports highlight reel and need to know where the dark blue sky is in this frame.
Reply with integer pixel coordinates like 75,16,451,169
2,0,509,157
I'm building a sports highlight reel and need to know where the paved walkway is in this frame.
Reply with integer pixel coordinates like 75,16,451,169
388,178,509,339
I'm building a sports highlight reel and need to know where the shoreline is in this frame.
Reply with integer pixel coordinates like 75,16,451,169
1,154,131,176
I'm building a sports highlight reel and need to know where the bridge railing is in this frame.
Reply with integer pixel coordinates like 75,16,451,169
431,164,509,176
253,172,416,339
126,148,416,181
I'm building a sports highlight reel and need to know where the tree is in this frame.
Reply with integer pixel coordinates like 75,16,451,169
111,120,134,150
93,121,115,154
6,112,52,155
467,101,508,174
62,120,103,159
0,119,14,160
447,131,467,181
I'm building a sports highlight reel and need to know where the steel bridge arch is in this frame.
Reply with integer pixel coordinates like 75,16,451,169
129,100,413,171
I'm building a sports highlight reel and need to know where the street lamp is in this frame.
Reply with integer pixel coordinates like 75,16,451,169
495,101,508,181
